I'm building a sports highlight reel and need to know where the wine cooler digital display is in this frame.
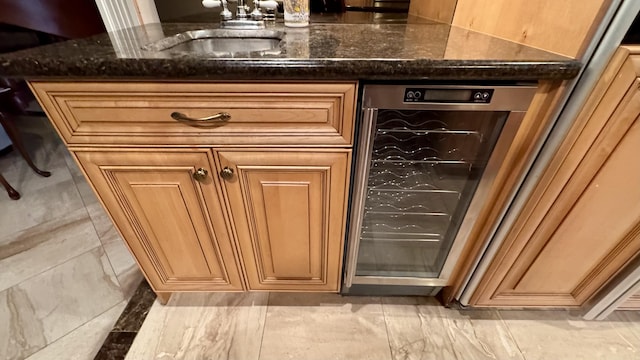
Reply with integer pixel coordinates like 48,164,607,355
404,88,494,103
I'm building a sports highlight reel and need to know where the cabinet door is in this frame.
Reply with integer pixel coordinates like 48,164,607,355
75,150,244,292
471,48,640,307
217,150,350,291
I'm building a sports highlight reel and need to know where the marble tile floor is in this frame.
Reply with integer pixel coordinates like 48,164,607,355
126,291,640,360
0,113,143,360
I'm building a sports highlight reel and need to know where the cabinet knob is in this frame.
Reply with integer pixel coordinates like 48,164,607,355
193,168,209,182
220,167,234,180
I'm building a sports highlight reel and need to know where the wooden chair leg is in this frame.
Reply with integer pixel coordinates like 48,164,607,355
0,111,51,178
0,172,20,200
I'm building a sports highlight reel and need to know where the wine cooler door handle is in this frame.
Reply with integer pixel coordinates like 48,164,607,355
344,107,378,288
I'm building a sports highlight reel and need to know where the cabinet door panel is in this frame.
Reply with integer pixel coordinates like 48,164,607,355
75,150,244,292
515,115,640,294
250,173,323,280
471,48,640,307
218,150,350,291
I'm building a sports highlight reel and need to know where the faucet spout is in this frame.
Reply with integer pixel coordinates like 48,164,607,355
203,0,274,29
236,0,248,19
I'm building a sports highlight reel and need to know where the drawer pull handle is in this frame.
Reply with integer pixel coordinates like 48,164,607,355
171,111,231,126
193,168,209,182
220,167,234,180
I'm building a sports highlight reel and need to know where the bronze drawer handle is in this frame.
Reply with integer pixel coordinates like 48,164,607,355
171,111,231,126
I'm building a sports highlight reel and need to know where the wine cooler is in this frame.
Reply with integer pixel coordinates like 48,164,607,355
343,84,537,293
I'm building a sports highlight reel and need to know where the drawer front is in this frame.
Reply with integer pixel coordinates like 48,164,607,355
30,82,356,146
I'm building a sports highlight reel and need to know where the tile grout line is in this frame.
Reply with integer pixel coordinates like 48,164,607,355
0,185,86,245
602,314,640,352
64,154,128,293
379,297,395,360
0,244,107,295
0,138,101,290
257,292,271,360
82,204,124,291
0,204,88,257
495,310,529,360
23,298,128,360
0,202,90,237
0,116,128,359
438,305,464,360
3,239,127,354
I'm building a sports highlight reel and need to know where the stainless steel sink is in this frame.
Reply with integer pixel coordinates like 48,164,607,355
142,29,284,57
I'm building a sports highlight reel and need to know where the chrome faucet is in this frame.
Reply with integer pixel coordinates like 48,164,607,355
202,0,278,29
236,0,248,19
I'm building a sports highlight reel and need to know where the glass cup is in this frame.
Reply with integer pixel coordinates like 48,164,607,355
283,0,310,27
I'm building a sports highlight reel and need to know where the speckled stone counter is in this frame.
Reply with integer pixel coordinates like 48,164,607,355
0,17,581,80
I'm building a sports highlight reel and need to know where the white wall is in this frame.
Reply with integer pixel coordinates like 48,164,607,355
94,0,160,32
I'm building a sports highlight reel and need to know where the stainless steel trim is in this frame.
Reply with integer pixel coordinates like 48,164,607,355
438,111,527,280
141,29,283,51
583,258,640,320
352,276,448,287
363,85,538,111
344,107,378,288
594,279,640,320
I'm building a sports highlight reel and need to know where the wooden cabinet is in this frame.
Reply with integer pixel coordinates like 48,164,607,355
30,82,356,146
471,47,640,307
408,0,457,24
410,0,612,59
32,81,357,297
218,150,350,291
75,150,245,292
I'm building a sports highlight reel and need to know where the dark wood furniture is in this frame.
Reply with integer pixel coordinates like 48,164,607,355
0,0,105,39
0,0,106,199
0,87,51,200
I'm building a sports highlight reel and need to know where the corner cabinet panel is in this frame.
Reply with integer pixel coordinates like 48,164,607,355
471,47,640,307
74,150,244,292
217,150,350,292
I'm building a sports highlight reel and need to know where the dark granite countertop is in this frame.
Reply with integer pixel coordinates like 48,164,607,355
0,15,581,81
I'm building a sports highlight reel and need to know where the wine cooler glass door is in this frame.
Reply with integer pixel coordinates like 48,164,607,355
355,109,507,281
344,84,537,289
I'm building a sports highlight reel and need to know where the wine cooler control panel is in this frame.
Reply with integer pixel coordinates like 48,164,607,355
403,88,494,104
